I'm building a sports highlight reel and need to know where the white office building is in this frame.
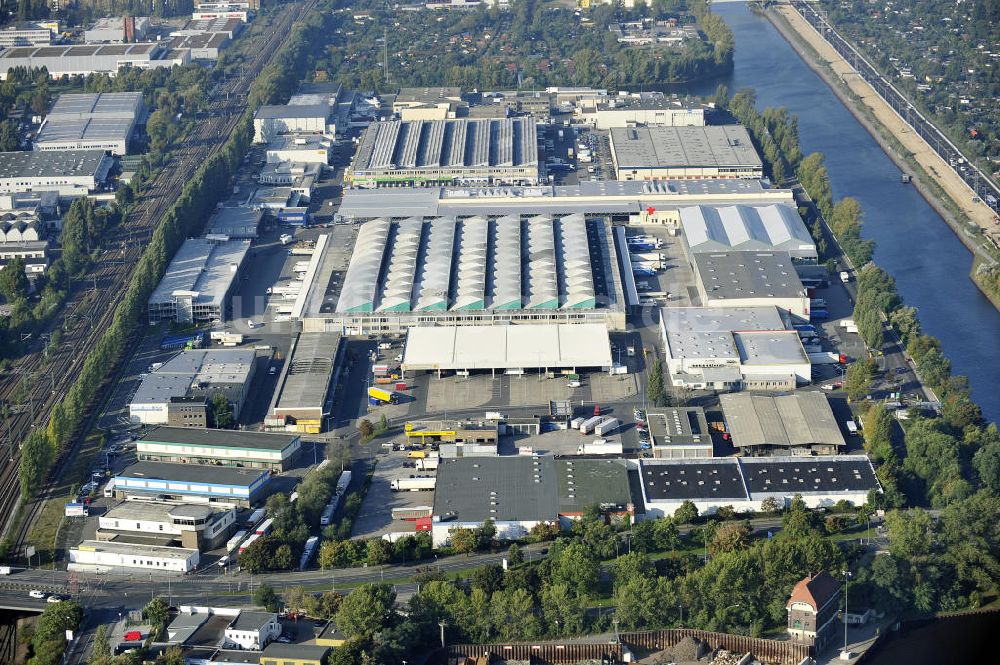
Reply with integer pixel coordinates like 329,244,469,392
68,541,200,573
224,612,281,650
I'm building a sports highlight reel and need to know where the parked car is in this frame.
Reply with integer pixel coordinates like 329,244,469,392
28,590,46,599
47,594,68,604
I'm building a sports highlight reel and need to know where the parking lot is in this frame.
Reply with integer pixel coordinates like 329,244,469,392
350,448,433,541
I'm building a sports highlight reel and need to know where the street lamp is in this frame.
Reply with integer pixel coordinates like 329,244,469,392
842,570,852,658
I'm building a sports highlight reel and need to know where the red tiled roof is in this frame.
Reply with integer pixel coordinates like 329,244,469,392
787,571,841,610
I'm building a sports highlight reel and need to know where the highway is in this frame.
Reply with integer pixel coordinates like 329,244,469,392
0,0,318,555
790,0,1000,214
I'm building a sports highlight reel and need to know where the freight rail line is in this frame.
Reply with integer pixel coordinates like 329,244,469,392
0,1,315,554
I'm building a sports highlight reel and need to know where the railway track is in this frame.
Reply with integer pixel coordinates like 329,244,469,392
0,1,316,555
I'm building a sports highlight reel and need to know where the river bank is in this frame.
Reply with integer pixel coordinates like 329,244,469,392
763,5,1000,307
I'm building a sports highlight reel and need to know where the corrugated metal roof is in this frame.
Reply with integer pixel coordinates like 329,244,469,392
680,204,815,256
719,392,846,449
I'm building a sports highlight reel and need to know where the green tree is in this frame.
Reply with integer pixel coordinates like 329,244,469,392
471,564,504,595
885,508,933,562
365,538,392,566
647,357,666,407
210,393,233,428
549,542,599,597
845,358,876,402
540,583,585,636
0,258,28,303
91,625,112,665
335,583,395,639
358,419,375,440
490,588,539,640
450,527,478,554
253,583,280,612
143,597,170,631
0,120,18,151
507,543,524,567
709,521,751,555
613,551,655,586
673,500,699,524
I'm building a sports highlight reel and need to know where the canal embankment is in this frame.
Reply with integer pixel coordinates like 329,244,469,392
763,4,1000,306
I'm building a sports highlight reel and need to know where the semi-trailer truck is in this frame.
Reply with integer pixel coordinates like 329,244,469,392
367,387,398,404
579,416,604,434
391,477,436,491
577,440,623,455
299,536,319,570
594,417,620,436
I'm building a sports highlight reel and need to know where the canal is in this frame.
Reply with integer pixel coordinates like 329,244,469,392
672,3,1000,422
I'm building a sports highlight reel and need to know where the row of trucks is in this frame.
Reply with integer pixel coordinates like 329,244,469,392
319,470,353,526
572,415,620,436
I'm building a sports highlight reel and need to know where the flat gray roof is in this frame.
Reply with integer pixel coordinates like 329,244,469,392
741,456,879,494
734,331,808,365
35,116,133,143
147,238,251,309
639,458,748,501
117,460,268,487
433,457,630,523
274,332,341,412
228,611,276,632
47,92,142,119
694,251,807,301
661,306,786,333
611,125,762,170
131,349,255,405
395,86,462,105
645,407,711,448
337,178,786,219
0,150,110,178
719,392,846,449
205,206,262,237
665,330,738,360
255,104,328,120
140,426,298,451
73,540,197,559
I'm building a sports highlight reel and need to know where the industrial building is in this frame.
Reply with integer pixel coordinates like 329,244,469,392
401,324,613,376
638,455,880,518
84,16,150,43
0,22,53,48
660,306,809,390
137,427,302,471
267,332,344,433
253,104,332,143
0,150,114,197
392,86,465,120
204,206,263,239
169,32,231,59
404,419,500,456
172,17,244,39
609,125,763,181
347,118,540,188
34,92,145,155
225,612,281,651
576,99,706,130
68,540,200,573
678,204,817,262
692,251,811,321
147,238,251,324
336,179,794,221
113,461,270,506
265,134,332,165
306,215,626,333
128,349,257,425
645,407,714,458
97,502,237,551
431,456,633,546
719,392,847,456
0,43,189,80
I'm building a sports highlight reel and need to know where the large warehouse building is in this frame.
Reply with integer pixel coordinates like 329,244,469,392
336,179,794,222
401,324,613,376
253,104,331,143
137,427,301,472
692,251,811,321
0,43,189,80
128,349,257,425
638,455,880,518
113,461,270,507
719,392,847,456
267,332,344,433
659,306,809,391
609,125,762,181
303,215,626,334
431,457,633,546
678,204,817,262
34,92,144,155
0,150,114,197
645,406,714,459
147,238,251,324
347,118,540,188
